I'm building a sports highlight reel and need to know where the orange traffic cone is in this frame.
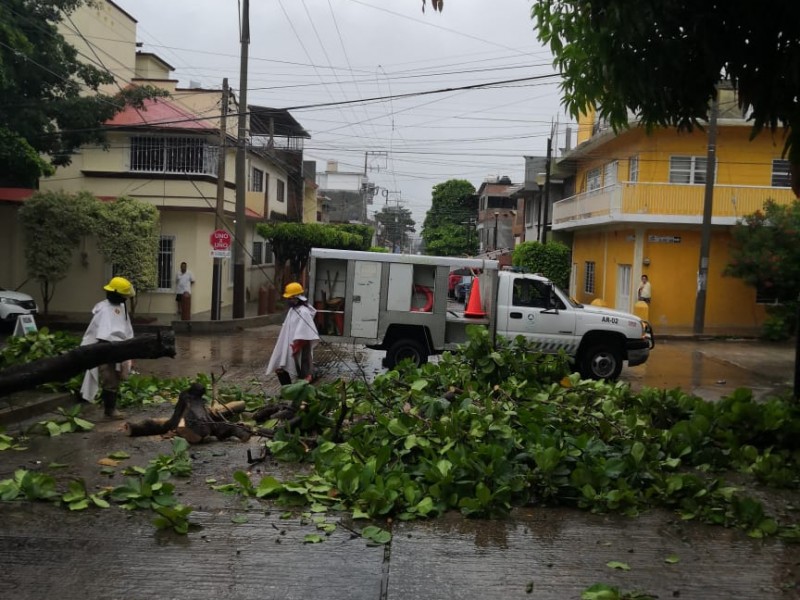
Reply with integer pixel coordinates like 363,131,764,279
464,276,486,318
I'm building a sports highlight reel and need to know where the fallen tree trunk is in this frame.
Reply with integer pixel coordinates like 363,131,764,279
0,331,177,397
127,383,250,443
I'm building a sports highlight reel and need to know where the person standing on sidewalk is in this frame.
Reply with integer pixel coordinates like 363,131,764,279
175,262,195,315
638,274,652,304
79,276,135,419
266,282,320,385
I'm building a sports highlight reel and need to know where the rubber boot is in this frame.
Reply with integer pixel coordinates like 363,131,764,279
276,370,292,386
101,390,125,420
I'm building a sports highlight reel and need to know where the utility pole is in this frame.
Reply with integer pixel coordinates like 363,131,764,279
693,91,719,334
541,136,553,243
233,0,249,319
211,79,229,321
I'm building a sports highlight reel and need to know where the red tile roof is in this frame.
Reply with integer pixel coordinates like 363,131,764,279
106,98,217,131
0,188,34,202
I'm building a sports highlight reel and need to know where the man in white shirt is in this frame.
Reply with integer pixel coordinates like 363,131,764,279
176,262,195,315
638,274,652,304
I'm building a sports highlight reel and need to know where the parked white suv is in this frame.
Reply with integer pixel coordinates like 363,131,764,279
0,287,39,327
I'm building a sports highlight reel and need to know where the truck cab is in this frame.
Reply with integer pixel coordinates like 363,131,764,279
495,271,652,379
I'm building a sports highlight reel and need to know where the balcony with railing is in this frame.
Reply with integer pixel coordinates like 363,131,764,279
552,182,797,229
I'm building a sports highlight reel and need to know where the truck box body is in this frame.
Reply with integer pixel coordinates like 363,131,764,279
308,248,499,349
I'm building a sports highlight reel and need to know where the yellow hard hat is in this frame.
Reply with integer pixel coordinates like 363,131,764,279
283,282,304,298
103,276,135,297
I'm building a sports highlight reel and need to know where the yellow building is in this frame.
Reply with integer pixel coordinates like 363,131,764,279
554,90,796,334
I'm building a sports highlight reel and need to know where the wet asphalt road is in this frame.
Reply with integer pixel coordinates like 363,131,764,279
133,325,796,404
1,329,799,599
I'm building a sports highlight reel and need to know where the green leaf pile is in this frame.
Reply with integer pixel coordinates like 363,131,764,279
219,327,800,538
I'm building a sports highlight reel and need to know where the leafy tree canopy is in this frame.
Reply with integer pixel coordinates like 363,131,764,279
0,0,167,186
512,240,571,289
725,199,800,302
532,0,800,192
94,196,160,308
421,179,477,255
423,223,477,257
374,205,416,252
257,222,373,286
17,190,98,313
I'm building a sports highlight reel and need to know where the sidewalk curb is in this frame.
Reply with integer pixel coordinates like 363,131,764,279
0,392,73,427
172,313,284,334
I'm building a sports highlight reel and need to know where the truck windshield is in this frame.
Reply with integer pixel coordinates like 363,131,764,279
552,283,583,308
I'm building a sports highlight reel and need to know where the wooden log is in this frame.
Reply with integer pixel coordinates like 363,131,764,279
127,383,251,443
0,331,176,397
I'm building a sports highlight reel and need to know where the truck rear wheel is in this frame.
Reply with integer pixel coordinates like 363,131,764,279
385,339,428,369
580,344,623,381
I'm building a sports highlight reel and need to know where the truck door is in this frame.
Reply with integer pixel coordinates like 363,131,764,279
350,260,381,338
498,276,577,354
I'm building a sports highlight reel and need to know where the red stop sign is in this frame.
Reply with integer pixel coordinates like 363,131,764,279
210,229,232,250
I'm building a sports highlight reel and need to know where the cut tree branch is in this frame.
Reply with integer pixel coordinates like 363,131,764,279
0,331,177,397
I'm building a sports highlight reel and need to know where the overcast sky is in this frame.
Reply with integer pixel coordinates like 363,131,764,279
114,0,571,230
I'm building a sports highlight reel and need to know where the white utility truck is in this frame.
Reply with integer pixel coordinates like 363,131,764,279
308,248,654,380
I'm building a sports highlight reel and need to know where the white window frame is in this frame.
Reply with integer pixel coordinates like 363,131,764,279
586,168,602,192
628,155,639,182
772,159,791,187
603,161,618,187
130,136,218,176
157,235,176,291
584,261,596,294
669,155,708,184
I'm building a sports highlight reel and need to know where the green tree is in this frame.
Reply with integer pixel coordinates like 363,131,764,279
421,179,477,256
0,0,167,186
94,197,159,313
423,223,477,257
532,0,800,193
726,200,800,300
725,199,800,339
512,241,571,289
375,205,415,252
257,222,373,290
17,190,97,314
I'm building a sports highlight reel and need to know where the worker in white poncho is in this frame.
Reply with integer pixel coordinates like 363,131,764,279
266,282,320,385
80,276,135,419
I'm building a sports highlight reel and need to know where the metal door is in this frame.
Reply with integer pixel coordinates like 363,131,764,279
350,261,381,338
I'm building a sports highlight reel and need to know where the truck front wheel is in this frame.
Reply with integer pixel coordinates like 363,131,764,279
385,339,428,369
579,344,623,381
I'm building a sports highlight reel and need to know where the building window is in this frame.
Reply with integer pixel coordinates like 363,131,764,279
603,161,618,186
772,159,791,187
157,236,175,291
584,261,596,294
264,242,274,264
628,155,639,182
669,156,708,184
277,179,285,203
586,168,602,192
252,241,263,265
130,136,218,175
250,167,264,192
